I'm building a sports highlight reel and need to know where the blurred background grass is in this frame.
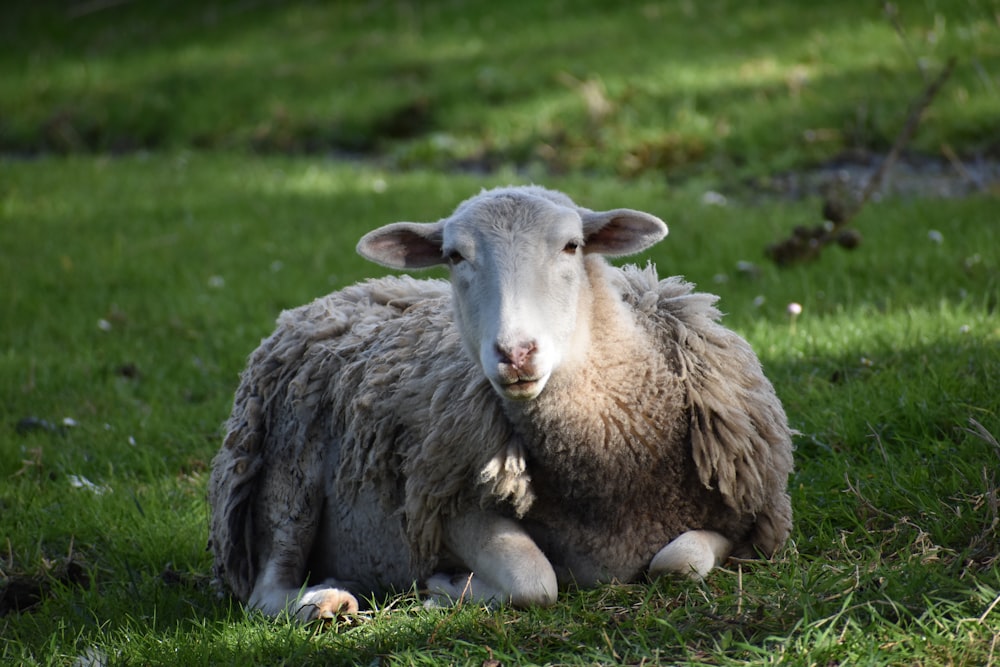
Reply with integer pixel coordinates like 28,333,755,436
2,1,998,176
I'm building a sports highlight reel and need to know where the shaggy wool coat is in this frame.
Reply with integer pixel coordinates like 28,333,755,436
209,257,793,601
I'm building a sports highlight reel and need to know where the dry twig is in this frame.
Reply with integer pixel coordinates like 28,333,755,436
766,57,957,266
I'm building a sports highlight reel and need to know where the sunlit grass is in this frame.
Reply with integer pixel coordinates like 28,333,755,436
2,152,998,664
2,0,999,663
2,1,998,168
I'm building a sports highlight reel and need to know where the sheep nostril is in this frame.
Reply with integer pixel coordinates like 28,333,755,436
496,341,537,370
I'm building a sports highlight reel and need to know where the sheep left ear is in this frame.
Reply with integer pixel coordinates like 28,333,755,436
580,209,668,257
356,221,446,269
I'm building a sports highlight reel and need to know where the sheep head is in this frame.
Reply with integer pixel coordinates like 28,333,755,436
356,186,667,401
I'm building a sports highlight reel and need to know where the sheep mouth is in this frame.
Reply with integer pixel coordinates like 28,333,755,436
498,377,544,401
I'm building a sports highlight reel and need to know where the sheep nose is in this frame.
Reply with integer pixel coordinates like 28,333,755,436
496,340,537,370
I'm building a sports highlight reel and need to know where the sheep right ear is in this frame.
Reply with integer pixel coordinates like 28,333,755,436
580,209,668,257
356,222,446,269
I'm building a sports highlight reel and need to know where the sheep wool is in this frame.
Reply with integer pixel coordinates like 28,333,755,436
208,185,794,619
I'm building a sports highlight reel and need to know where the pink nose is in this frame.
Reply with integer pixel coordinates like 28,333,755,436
496,340,536,370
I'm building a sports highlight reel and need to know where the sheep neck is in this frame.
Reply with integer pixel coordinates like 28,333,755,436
503,258,687,508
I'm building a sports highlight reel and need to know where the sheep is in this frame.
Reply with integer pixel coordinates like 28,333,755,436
208,185,794,621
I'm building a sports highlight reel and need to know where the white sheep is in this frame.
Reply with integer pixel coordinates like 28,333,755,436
208,185,793,621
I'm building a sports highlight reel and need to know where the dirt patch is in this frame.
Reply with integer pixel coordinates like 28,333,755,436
744,149,1000,202
752,149,999,266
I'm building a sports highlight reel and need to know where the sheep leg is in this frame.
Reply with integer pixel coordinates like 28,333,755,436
427,510,557,607
247,529,359,622
648,530,733,579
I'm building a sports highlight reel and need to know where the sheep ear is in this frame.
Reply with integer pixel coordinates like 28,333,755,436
580,209,668,257
357,222,446,269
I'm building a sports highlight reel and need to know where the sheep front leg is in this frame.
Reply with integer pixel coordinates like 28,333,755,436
249,562,360,622
427,510,558,608
247,526,360,622
648,530,733,579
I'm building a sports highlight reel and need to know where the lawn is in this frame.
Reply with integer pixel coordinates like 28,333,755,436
2,1,999,665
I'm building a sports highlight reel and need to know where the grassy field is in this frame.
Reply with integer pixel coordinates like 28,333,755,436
2,1,999,665
3,0,999,175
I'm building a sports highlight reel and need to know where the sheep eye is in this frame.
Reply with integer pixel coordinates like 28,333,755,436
562,241,581,255
446,250,465,265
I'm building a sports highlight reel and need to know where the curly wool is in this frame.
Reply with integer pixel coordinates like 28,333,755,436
209,259,793,599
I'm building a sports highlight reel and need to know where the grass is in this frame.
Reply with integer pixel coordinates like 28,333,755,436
2,1,999,174
2,1,999,665
3,154,997,665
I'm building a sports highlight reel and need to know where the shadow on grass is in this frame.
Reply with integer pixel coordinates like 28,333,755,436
4,332,995,664
1,151,997,662
2,0,997,170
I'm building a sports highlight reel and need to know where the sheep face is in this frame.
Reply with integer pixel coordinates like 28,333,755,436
356,187,667,402
444,196,586,400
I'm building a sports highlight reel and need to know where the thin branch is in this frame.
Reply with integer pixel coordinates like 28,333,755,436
979,592,1000,623
856,56,957,209
766,57,957,266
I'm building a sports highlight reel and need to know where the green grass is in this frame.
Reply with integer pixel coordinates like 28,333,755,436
2,0,1000,665
2,1,999,175
2,154,997,665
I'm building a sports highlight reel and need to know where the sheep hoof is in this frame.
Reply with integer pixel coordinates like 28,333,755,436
425,572,478,607
649,530,733,580
296,587,360,622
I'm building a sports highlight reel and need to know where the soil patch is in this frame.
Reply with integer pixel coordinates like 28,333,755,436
743,149,1000,202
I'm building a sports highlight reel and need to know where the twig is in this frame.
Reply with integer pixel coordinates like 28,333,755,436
736,562,743,617
856,56,957,209
979,592,1000,623
427,572,475,646
766,57,957,266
